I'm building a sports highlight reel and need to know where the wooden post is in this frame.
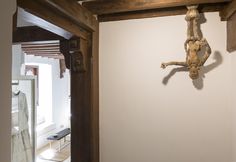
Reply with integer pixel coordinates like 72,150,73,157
227,12,236,52
91,23,99,162
60,37,94,162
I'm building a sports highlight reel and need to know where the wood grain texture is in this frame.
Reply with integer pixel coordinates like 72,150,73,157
39,0,97,31
60,36,99,162
83,0,231,15
13,26,63,43
17,0,89,39
70,38,92,162
27,54,64,59
98,3,225,22
21,41,63,59
227,12,236,52
90,21,99,162
220,0,236,20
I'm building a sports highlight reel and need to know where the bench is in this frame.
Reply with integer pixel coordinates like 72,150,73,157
47,128,70,152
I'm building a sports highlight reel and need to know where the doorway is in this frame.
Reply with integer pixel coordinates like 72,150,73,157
12,40,71,162
12,2,99,161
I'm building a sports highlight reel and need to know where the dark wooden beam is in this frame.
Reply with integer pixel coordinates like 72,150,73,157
220,0,236,20
90,21,99,162
60,38,92,162
17,7,72,39
13,9,18,32
17,0,89,40
23,51,61,54
60,32,99,162
98,3,225,22
226,11,236,52
24,51,60,57
40,0,97,32
22,46,60,50
21,41,60,47
27,54,64,59
13,26,63,43
22,49,60,53
83,0,231,15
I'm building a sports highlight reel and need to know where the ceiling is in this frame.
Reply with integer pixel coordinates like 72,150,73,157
80,0,233,22
15,0,235,59
21,41,64,59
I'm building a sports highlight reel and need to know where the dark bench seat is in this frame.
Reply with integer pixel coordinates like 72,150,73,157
47,128,71,151
47,128,71,141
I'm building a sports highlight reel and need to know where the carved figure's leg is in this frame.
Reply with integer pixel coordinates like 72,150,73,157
193,18,200,40
161,61,187,69
186,5,200,40
186,20,192,40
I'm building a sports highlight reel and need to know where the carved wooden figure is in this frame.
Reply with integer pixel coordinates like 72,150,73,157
161,5,211,80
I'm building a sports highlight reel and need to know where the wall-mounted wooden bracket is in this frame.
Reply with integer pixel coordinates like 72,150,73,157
70,50,86,73
219,0,236,52
60,39,71,69
69,39,86,73
60,38,87,73
220,0,236,21
226,12,236,52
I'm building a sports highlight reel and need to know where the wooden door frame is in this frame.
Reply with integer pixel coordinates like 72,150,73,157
15,1,99,162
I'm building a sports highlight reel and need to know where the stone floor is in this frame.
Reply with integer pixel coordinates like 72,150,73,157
36,141,70,162
36,157,70,162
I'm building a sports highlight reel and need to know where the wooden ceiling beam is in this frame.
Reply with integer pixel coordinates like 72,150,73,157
220,0,236,20
83,0,231,15
17,0,89,40
98,3,225,22
21,42,59,47
40,0,97,32
22,46,60,50
30,53,60,56
13,26,63,43
26,53,64,59
22,44,59,47
22,50,61,54
22,49,60,52
22,44,59,48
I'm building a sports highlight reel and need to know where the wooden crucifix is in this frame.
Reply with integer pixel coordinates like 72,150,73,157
161,5,211,80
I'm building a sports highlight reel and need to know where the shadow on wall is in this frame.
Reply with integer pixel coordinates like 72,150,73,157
162,51,223,90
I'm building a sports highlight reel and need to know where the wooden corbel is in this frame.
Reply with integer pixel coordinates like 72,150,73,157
60,38,86,73
69,39,86,73
220,0,236,52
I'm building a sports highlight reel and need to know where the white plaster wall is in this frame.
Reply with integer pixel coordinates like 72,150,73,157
100,12,234,162
0,0,16,162
25,55,71,130
12,45,24,78
231,53,236,162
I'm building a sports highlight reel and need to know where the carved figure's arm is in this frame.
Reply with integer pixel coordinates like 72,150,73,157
161,61,187,69
199,39,212,66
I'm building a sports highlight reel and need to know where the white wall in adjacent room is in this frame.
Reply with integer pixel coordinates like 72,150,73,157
0,0,16,162
100,12,235,162
12,45,24,78
25,55,71,130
